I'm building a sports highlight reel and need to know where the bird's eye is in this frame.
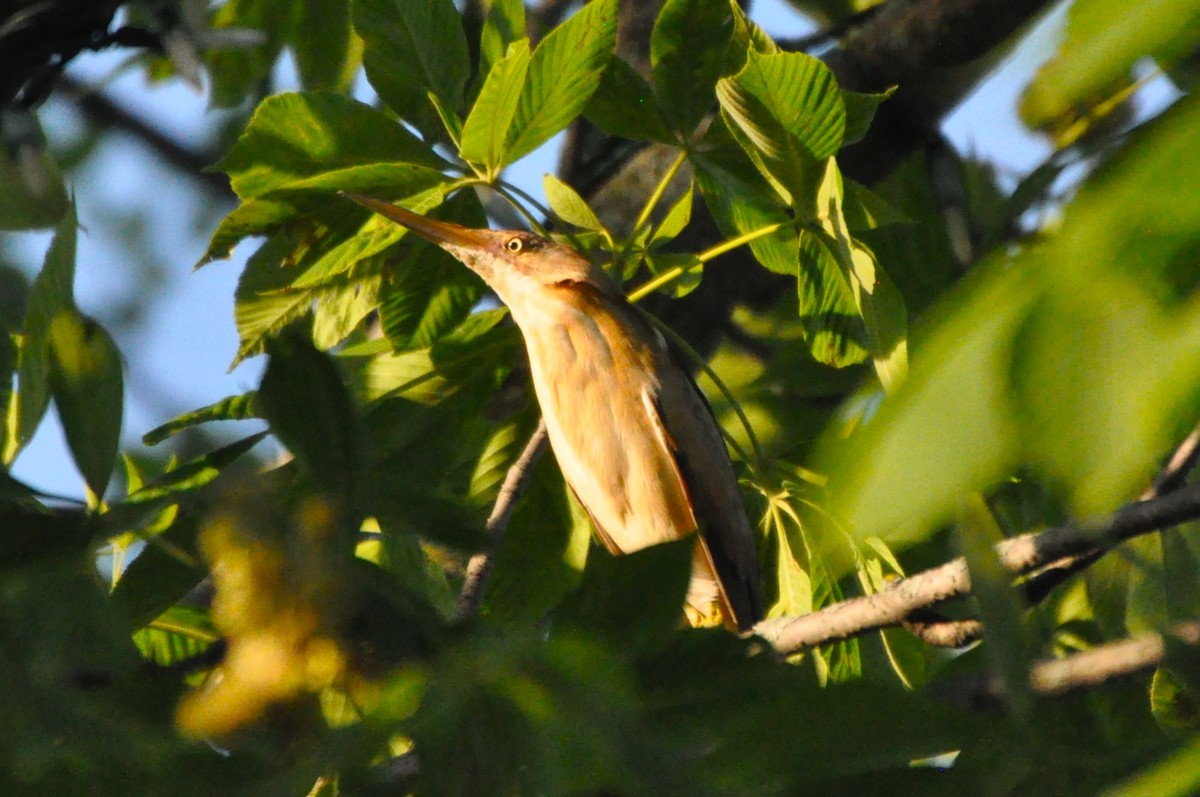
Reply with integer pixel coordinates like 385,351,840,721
505,237,524,254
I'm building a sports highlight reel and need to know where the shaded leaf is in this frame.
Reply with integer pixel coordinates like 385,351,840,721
47,310,123,498
557,538,693,650
260,332,361,508
355,0,470,139
479,0,527,80
584,57,676,144
650,0,737,135
291,0,354,92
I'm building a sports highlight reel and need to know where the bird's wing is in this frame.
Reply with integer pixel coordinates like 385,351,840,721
642,372,764,630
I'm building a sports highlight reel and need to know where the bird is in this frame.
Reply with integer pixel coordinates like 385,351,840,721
343,193,763,631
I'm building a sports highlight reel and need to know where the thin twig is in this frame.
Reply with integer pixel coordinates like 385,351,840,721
755,481,1200,655
455,420,549,620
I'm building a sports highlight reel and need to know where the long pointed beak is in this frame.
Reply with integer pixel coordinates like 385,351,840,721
341,192,493,250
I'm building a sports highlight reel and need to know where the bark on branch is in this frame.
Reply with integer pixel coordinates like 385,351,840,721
755,481,1200,656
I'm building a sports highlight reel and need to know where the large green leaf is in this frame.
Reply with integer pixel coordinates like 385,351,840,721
260,332,361,509
583,57,676,144
6,203,76,465
650,0,737,136
289,182,449,289
47,310,124,499
504,0,618,163
459,39,532,172
716,51,846,208
213,92,442,200
797,226,867,368
291,0,355,92
826,95,1200,546
691,121,797,276
355,0,470,139
483,457,593,625
1021,0,1200,130
556,538,692,650
202,164,450,265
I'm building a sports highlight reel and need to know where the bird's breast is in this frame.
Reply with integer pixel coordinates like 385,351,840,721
512,294,696,553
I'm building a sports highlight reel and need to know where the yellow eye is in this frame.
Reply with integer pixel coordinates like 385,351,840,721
505,237,525,254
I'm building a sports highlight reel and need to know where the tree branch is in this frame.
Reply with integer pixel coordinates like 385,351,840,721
1029,620,1200,697
455,420,549,620
55,74,232,197
755,481,1200,655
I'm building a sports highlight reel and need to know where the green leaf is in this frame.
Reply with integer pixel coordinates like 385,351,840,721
377,188,488,349
479,0,527,80
460,39,532,171
47,310,123,498
543,174,603,230
0,110,68,229
650,0,737,135
6,203,76,465
957,495,1033,718
110,511,205,629
691,121,797,275
232,235,317,363
821,265,1031,547
213,92,442,200
583,56,676,144
355,0,470,139
290,182,449,289
132,605,218,666
842,178,909,230
485,458,593,625
201,163,451,265
649,182,693,247
716,51,845,206
1020,0,1200,130
645,252,703,298
556,538,693,650
291,0,354,92
813,159,908,388
1098,726,1200,796
260,331,361,508
841,87,893,147
313,273,383,348
108,433,268,525
797,227,868,367
380,251,483,351
504,0,618,163
143,394,259,445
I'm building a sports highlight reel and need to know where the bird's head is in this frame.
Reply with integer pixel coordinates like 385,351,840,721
343,193,619,315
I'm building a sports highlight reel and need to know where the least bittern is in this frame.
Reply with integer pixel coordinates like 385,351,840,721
345,194,763,631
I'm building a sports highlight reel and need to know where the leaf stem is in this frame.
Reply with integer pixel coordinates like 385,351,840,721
632,149,688,234
626,219,793,302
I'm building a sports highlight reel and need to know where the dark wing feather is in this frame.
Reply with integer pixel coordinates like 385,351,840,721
649,368,763,630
